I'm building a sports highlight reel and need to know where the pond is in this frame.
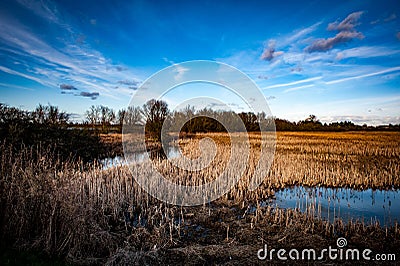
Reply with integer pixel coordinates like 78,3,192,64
271,186,399,226
102,153,399,227
101,145,181,169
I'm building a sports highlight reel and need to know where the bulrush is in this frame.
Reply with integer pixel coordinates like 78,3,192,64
0,131,399,263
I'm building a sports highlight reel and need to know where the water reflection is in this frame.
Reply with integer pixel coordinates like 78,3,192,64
101,145,180,169
272,186,399,226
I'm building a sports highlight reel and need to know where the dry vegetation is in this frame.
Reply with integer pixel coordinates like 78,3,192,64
1,131,399,265
184,132,400,190
269,132,400,190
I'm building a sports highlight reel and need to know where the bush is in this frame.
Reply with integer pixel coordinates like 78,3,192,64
0,103,108,162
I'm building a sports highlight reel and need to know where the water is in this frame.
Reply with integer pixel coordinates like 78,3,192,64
102,151,399,226
101,145,181,169
272,186,400,226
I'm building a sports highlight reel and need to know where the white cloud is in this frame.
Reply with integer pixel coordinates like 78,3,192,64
325,66,400,84
162,57,189,81
0,14,143,99
285,22,322,45
260,40,284,61
284,84,314,93
327,11,364,31
263,76,322,90
320,115,400,126
306,31,364,52
335,46,400,60
173,65,189,81
384,13,397,22
0,82,35,91
0,65,53,87
306,11,365,53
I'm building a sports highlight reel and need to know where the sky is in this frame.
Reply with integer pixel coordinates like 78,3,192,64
0,0,399,125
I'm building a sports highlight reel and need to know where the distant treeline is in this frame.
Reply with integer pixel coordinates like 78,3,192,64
1,101,399,162
274,116,400,132
1,102,399,140
78,102,400,133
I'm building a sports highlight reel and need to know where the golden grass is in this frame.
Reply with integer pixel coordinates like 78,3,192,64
1,131,399,264
184,131,400,191
272,131,400,189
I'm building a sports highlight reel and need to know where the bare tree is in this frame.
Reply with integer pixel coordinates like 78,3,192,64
32,104,69,125
85,105,100,129
305,114,319,123
117,109,126,127
125,106,143,125
100,106,115,132
33,104,46,124
142,99,169,141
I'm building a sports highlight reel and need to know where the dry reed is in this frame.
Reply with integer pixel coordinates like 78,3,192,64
0,131,399,264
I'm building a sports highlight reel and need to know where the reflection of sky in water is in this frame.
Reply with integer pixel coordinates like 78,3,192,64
274,186,400,226
101,146,181,169
102,150,399,227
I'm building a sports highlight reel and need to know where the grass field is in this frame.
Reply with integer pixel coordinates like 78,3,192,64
1,131,399,264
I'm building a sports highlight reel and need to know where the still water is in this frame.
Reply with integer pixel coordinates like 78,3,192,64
273,186,399,226
102,152,399,226
101,145,181,169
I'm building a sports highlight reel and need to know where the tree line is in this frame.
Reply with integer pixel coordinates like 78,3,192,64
0,103,108,162
1,100,399,148
82,100,400,136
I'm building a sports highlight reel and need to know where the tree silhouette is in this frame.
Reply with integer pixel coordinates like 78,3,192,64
142,99,169,141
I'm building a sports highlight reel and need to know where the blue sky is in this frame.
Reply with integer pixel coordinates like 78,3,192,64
0,0,399,125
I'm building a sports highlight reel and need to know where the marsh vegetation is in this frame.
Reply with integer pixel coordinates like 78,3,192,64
1,127,399,264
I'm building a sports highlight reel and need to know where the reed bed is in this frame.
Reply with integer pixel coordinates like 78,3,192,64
267,132,400,190
184,131,400,191
0,131,399,264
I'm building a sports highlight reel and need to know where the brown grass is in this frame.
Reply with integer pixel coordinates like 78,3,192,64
185,131,400,190
1,131,399,264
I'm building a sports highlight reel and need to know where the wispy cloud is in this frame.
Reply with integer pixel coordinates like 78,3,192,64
306,31,364,52
260,40,284,61
0,9,143,100
370,19,380,25
370,13,397,25
68,113,83,121
206,102,245,110
320,115,400,126
0,82,35,91
327,11,363,31
325,66,400,84
384,13,397,22
263,76,322,90
173,64,189,81
306,11,364,53
285,22,322,45
257,75,269,80
117,80,139,86
291,66,303,73
60,84,77,90
219,22,321,78
117,79,141,91
0,65,53,87
162,57,189,81
78,91,99,100
284,84,314,93
16,0,64,28
335,46,400,60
